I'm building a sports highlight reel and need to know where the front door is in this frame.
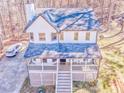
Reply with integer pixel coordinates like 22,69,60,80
60,59,66,65
59,59,71,71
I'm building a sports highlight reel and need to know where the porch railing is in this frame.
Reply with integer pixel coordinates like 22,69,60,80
72,65,98,72
28,65,57,71
28,58,99,72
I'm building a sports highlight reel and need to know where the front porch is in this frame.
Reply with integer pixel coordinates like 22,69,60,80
27,57,100,87
28,57,100,73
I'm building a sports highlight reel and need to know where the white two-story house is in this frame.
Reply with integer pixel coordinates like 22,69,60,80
24,7,102,93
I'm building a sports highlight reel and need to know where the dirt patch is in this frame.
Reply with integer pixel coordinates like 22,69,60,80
20,78,55,93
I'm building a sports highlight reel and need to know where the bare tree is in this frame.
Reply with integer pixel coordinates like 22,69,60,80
107,0,115,30
98,0,104,24
0,13,6,39
6,0,15,37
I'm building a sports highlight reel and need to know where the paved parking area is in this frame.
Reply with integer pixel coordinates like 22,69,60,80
0,52,28,93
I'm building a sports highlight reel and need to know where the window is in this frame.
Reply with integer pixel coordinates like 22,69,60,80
74,32,78,40
86,32,90,40
39,33,45,41
60,32,64,40
30,32,34,40
60,59,66,65
51,33,57,41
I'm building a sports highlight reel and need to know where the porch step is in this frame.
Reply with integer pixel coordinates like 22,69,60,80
58,73,70,77
58,77,70,79
57,85,71,88
58,83,71,86
57,88,71,92
58,80,70,83
56,72,72,93
57,91,71,93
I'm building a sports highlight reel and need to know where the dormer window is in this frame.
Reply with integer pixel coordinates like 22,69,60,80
74,32,78,40
60,32,64,40
51,33,57,41
39,33,45,41
30,32,34,41
86,32,90,40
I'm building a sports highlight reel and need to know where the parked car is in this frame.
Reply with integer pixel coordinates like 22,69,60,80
5,43,22,57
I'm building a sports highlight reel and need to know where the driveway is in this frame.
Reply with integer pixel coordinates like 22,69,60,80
0,51,28,93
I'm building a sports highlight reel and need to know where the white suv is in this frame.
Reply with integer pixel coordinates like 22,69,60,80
6,43,22,57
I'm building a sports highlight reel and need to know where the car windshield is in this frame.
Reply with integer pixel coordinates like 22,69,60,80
6,50,14,53
15,45,19,49
6,47,15,53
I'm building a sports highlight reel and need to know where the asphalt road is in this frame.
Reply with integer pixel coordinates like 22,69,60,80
0,51,28,93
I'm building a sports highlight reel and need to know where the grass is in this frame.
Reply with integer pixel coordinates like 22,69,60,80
73,81,98,93
74,21,124,93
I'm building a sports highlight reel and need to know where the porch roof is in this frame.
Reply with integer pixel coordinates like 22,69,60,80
24,43,100,58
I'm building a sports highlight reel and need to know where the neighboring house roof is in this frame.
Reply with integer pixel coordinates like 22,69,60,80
24,8,100,32
24,43,99,58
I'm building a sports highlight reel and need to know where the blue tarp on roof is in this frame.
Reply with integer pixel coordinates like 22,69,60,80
25,8,100,32
24,43,97,58
42,8,100,31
